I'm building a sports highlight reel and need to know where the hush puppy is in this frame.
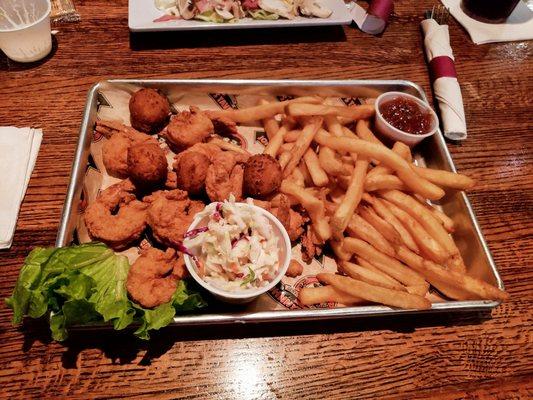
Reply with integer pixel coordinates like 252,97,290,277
243,154,282,198
129,88,170,134
127,143,168,187
174,151,210,195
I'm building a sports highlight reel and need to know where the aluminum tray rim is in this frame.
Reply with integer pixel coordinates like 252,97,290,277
56,79,503,327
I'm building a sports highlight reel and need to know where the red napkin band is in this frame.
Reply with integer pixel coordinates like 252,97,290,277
368,0,394,22
429,55,457,82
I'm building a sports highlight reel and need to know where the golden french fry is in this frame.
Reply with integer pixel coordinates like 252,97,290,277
331,159,369,238
318,146,349,176
342,127,359,140
317,273,431,310
355,257,428,297
207,96,322,123
288,165,305,187
379,190,465,273
340,261,406,291
304,148,329,187
396,246,508,302
298,285,364,306
279,151,292,169
380,198,449,264
364,174,407,192
367,196,420,254
298,160,313,187
412,165,475,190
280,180,331,241
279,142,295,153
347,214,396,257
283,129,301,143
208,137,250,156
355,257,404,286
260,100,280,140
413,194,455,233
355,119,384,146
358,205,402,246
342,237,428,288
263,125,288,157
283,117,322,178
286,103,375,121
324,115,344,137
331,238,352,261
313,134,445,200
365,141,413,179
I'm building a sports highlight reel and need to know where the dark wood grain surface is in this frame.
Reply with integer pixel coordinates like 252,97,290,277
1,1,532,398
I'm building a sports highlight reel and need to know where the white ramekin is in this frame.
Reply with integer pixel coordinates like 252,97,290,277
183,203,291,304
374,91,438,147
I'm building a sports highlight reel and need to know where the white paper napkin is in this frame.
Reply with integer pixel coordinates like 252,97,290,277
421,19,467,140
0,127,42,249
441,0,533,44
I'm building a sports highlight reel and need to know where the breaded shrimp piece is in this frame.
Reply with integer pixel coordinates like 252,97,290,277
205,151,245,202
126,248,186,309
84,180,148,250
162,106,214,151
97,120,158,178
144,189,205,248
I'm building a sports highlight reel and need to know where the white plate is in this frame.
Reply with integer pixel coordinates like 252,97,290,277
128,0,353,31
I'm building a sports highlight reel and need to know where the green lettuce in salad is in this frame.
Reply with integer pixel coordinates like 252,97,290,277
5,243,206,341
247,9,280,20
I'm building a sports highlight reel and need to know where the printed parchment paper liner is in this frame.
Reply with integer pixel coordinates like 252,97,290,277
76,82,437,311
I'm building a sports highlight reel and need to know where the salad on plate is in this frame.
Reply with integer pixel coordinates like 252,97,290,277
154,0,332,23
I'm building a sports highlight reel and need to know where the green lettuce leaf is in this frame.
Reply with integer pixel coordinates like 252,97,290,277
248,9,280,20
195,10,237,23
6,243,207,341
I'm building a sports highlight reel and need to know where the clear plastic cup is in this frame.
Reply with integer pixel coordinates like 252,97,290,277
0,0,52,63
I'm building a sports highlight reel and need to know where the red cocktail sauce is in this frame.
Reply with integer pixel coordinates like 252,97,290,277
380,97,433,135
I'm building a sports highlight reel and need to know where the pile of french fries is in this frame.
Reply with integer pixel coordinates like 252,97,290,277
209,96,508,309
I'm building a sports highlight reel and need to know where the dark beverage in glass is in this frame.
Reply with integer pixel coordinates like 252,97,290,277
461,0,521,23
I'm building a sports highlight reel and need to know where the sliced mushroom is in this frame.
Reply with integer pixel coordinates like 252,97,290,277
215,6,235,20
258,0,295,19
297,0,332,18
177,0,196,19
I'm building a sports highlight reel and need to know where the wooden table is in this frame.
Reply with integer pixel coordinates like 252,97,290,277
1,1,531,398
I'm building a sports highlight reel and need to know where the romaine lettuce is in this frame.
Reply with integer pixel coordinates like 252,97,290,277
5,243,206,341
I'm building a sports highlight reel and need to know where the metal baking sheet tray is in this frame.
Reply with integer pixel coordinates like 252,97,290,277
56,79,504,326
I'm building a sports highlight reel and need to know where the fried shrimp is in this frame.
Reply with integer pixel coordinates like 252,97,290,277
163,106,214,151
205,151,246,202
84,180,148,250
144,189,205,247
126,248,186,309
97,120,158,178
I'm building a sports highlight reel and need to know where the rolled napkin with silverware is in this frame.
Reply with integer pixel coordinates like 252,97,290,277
421,8,467,141
0,127,42,249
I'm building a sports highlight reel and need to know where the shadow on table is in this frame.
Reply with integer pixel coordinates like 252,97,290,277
129,25,347,50
19,309,492,367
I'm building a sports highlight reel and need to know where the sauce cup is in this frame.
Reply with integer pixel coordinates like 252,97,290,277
374,91,438,147
183,203,291,304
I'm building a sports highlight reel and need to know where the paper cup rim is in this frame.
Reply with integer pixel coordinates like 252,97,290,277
0,0,51,33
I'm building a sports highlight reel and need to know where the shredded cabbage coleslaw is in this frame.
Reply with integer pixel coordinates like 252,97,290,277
183,197,280,292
